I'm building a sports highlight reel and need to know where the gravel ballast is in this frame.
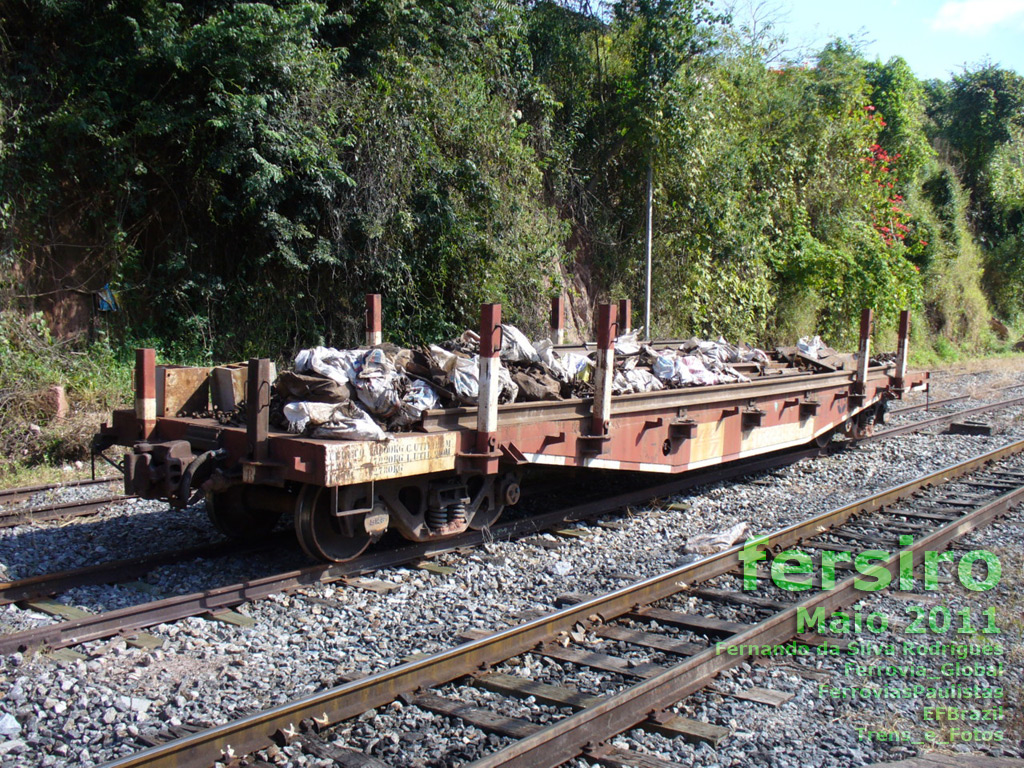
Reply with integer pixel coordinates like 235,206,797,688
1,361,1023,767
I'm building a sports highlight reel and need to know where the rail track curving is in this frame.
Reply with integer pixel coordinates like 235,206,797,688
97,438,1024,768
0,447,822,656
3,382,1022,659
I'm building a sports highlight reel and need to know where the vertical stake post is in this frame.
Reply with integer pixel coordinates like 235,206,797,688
644,162,653,340
618,299,632,335
550,295,565,345
135,348,157,440
247,358,271,462
477,304,502,461
856,308,874,392
592,303,617,439
365,293,383,347
895,309,911,387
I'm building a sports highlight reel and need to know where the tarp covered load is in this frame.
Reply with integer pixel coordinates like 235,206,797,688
279,344,446,440
282,401,388,442
273,324,785,440
776,336,858,371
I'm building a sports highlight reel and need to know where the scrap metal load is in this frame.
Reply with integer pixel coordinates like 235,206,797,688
94,296,927,563
273,329,780,441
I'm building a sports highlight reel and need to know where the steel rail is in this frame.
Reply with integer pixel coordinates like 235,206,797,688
0,476,119,507
97,438,1024,768
862,394,1024,443
0,540,276,605
0,447,822,657
0,482,573,607
0,494,132,529
470,456,1024,767
889,394,968,415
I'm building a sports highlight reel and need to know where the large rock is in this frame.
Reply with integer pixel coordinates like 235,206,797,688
41,384,68,421
990,317,1010,340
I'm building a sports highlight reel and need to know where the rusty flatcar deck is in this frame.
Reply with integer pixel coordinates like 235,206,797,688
142,363,922,489
94,299,926,561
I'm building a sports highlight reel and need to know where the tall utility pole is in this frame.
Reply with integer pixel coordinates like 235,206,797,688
643,161,653,340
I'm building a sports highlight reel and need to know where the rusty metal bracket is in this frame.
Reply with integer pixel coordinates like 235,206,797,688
539,432,566,449
240,459,287,487
798,398,820,418
646,709,674,725
667,418,697,441
741,403,766,430
500,443,529,465
456,450,504,475
639,417,664,435
582,743,611,758
577,433,611,457
741,405,765,430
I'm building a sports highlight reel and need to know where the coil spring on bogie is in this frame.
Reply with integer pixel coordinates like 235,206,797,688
427,503,468,529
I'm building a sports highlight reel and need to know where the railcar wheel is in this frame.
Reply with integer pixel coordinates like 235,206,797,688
294,485,373,562
205,487,281,540
469,499,503,530
466,475,516,531
814,428,836,449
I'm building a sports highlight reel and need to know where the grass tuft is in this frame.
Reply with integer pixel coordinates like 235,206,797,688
0,311,132,482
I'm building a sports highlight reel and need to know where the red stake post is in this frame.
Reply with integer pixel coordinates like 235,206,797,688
895,309,910,388
365,293,383,347
550,295,565,345
592,303,617,439
477,304,502,461
618,299,632,335
134,348,157,440
856,308,874,392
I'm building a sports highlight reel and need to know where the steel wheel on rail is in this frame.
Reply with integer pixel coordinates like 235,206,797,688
294,484,374,562
468,474,517,530
205,487,281,540
814,427,836,449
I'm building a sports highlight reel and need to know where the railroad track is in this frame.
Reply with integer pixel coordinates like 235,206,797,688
0,475,120,507
97,438,1024,768
886,375,1023,418
0,492,133,529
889,394,969,414
0,539,280,606
862,393,1024,443
4,386,1023,657
0,446,823,656
0,473,131,529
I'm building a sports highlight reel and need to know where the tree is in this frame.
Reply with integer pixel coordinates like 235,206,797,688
867,56,934,185
611,0,722,335
933,65,1024,190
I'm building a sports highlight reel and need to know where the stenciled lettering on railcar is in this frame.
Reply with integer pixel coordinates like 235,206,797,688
324,433,457,485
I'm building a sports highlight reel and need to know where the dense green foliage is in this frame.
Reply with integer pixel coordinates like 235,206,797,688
2,0,1023,360
928,67,1024,323
0,310,129,473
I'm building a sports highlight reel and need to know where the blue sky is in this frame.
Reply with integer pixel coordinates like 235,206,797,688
748,0,1024,80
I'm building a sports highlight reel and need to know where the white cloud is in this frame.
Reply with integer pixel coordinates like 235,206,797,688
931,0,1024,33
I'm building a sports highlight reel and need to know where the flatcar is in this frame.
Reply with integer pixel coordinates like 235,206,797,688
93,298,927,562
